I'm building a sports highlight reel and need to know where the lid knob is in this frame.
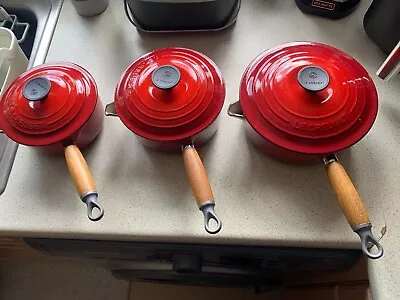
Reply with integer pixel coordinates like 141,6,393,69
22,77,51,101
297,66,330,92
151,65,181,90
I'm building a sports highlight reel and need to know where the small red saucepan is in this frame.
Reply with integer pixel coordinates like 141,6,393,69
105,48,225,234
228,42,383,259
0,63,105,221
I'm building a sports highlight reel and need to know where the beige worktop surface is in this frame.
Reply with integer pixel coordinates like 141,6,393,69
0,0,399,299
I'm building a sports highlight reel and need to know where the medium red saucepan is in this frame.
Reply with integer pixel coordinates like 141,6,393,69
228,42,383,259
105,47,225,234
0,63,105,221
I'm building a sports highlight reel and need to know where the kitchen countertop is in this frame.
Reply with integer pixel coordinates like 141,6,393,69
0,0,399,298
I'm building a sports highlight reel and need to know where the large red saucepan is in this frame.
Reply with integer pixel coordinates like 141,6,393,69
228,42,383,259
0,63,105,221
105,47,225,234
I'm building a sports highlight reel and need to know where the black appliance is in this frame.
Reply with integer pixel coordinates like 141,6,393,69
363,0,400,54
25,238,361,290
124,0,240,31
295,0,361,19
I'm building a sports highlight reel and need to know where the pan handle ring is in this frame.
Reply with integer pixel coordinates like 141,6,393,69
200,202,222,234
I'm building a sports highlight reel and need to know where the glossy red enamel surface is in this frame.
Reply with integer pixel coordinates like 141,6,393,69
240,42,378,155
0,63,99,147
115,48,225,141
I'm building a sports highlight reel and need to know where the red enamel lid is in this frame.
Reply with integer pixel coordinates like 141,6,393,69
240,42,378,155
114,47,225,141
0,62,98,146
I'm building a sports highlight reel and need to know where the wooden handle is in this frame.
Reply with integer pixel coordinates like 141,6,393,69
183,146,214,207
64,145,96,197
326,161,370,228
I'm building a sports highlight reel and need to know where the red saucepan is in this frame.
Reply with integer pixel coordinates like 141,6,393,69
105,47,225,234
0,63,105,221
228,42,383,259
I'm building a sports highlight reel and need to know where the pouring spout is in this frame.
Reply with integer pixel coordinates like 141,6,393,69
105,102,118,117
227,101,245,119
